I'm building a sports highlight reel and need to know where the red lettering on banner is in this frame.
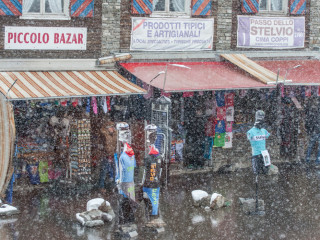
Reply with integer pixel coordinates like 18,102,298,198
6,30,85,46
24,33,29,43
78,34,83,44
37,33,42,43
66,33,71,43
43,33,49,43
30,33,36,43
54,33,59,43
60,34,65,43
17,33,23,43
8,33,13,43
72,34,77,44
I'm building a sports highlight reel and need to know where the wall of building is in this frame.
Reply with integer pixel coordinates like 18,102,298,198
309,0,320,49
101,0,316,54
0,0,103,59
215,0,233,51
101,0,121,56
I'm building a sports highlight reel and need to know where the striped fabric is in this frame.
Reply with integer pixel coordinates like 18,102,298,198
0,0,22,16
192,0,212,16
71,0,94,17
0,93,15,196
132,0,153,14
290,0,306,15
241,0,259,13
0,71,146,100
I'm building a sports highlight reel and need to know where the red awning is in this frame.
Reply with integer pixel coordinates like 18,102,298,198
120,62,272,92
257,60,320,85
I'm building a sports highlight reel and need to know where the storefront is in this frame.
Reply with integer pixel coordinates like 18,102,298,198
120,57,320,171
0,70,146,192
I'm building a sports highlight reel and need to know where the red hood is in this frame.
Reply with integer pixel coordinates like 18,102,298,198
124,143,135,157
148,145,159,155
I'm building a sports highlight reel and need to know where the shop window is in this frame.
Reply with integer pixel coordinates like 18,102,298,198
259,0,288,14
21,0,70,20
152,0,191,16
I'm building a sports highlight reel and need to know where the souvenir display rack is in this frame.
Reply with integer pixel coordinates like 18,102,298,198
70,118,92,182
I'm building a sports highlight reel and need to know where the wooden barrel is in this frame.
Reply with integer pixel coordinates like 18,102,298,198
0,94,15,197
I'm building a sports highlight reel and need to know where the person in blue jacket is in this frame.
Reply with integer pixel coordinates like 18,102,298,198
115,122,137,225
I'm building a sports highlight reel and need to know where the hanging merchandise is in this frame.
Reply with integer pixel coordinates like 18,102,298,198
170,141,176,163
198,91,204,96
223,132,233,149
143,82,153,99
183,92,194,98
69,119,92,181
78,98,83,106
204,97,216,117
318,86,320,97
215,120,226,134
72,98,79,107
216,106,226,121
311,86,318,96
26,161,40,185
102,97,108,113
86,98,91,114
215,91,225,107
239,89,248,98
107,96,112,111
226,106,234,122
92,96,98,115
60,99,68,107
225,92,235,107
205,116,215,137
280,84,285,98
175,139,184,162
226,121,233,132
214,133,226,147
305,86,312,97
39,161,49,183
203,137,214,159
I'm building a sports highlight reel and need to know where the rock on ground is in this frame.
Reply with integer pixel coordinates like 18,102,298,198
87,198,110,211
210,193,225,210
0,204,20,216
192,190,210,207
77,198,115,227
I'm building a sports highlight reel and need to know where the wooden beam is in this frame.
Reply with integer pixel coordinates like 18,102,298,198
221,54,285,84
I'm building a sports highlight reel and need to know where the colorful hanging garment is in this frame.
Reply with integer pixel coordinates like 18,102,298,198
92,96,98,115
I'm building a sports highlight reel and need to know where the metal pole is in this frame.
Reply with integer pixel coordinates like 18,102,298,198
255,175,259,212
163,64,168,91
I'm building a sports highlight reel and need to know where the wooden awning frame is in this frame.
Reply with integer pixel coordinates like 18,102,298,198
221,54,285,84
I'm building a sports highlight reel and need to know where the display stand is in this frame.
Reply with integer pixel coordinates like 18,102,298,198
70,119,92,182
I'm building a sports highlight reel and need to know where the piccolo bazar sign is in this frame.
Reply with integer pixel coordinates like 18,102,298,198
5,26,87,50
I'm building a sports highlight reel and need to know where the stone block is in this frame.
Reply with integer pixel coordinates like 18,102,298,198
239,198,265,214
